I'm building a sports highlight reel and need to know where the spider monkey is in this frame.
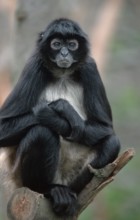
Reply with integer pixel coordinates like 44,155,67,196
0,18,120,216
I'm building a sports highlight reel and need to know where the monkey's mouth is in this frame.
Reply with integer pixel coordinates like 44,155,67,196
57,60,72,68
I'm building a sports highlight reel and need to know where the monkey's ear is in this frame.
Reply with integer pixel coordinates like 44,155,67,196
37,32,45,43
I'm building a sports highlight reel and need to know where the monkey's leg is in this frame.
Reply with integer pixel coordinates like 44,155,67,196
18,125,60,193
70,134,120,194
18,125,77,216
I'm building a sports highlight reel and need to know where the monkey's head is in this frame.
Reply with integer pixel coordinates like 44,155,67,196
37,18,89,76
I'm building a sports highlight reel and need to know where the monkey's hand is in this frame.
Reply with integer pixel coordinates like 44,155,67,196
32,101,71,137
49,99,85,141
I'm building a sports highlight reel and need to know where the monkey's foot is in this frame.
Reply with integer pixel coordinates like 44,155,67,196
88,163,116,178
44,185,77,216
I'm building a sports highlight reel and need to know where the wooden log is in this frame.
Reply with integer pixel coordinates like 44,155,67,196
7,149,135,220
7,187,67,220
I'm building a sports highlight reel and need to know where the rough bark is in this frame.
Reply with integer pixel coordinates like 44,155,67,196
7,148,135,220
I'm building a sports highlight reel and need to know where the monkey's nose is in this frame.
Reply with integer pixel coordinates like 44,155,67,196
61,47,69,57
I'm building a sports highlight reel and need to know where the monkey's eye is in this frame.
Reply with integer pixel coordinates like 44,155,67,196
68,39,79,51
50,39,62,50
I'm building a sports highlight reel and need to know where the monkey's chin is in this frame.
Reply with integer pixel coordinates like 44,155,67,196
57,60,72,68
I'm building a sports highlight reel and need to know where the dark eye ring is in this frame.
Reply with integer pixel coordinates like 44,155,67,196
68,39,79,51
50,39,62,50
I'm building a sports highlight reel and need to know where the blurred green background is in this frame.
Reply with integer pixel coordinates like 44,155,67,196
0,0,139,219
80,2,140,220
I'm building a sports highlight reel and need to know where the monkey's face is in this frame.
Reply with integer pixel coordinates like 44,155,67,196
39,35,87,72
37,19,89,75
49,38,79,68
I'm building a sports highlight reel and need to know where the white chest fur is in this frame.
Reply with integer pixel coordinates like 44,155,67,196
45,77,86,120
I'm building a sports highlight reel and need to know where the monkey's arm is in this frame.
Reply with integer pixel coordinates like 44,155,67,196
0,102,71,147
34,99,112,145
0,54,44,146
45,99,112,146
0,52,58,147
33,101,71,137
0,113,39,146
43,99,120,168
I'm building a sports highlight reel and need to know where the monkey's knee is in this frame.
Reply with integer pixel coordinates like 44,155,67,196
91,134,120,169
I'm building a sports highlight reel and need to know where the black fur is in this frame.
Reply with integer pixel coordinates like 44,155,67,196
0,18,120,216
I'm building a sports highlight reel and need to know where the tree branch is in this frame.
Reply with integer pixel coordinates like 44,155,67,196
7,148,135,220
